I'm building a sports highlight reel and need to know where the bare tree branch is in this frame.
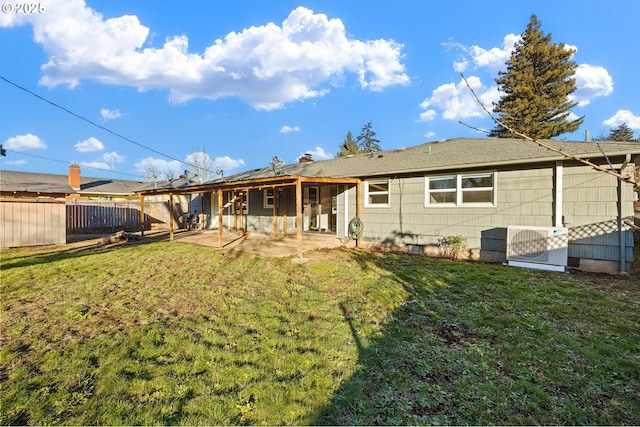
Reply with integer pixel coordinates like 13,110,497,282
460,73,635,185
458,121,491,135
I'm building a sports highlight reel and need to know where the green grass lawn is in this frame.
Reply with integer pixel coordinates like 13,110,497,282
1,240,639,425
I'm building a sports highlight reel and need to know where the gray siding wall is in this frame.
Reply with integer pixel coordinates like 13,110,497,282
337,184,358,239
563,163,634,267
359,167,554,249
357,162,635,271
219,188,298,235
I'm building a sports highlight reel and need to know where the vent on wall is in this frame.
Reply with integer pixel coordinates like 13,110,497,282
506,225,569,272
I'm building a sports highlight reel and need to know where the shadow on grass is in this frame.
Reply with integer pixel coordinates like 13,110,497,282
313,249,640,426
0,233,169,271
314,250,470,425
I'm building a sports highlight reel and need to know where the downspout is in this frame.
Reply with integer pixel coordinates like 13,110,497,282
355,180,362,249
344,186,349,238
618,154,631,274
618,177,626,274
554,161,563,227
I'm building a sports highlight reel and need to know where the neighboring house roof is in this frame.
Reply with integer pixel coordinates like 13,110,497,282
136,176,223,192
0,170,144,196
221,138,640,182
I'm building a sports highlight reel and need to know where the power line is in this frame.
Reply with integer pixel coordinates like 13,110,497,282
0,75,218,176
4,149,145,179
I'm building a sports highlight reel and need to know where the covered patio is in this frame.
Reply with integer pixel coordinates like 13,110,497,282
138,174,362,260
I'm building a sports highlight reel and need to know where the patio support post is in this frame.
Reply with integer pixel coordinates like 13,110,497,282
218,190,223,248
233,191,237,234
200,192,204,231
355,180,362,248
273,187,278,237
296,179,303,258
140,195,145,236
239,191,244,235
169,193,174,241
283,188,288,236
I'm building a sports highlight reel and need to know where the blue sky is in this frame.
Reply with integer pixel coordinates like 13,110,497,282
2,0,639,181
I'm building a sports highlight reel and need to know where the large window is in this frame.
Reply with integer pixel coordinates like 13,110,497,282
426,172,496,206
365,180,390,207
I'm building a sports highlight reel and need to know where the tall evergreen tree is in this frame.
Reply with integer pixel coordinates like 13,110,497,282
592,123,638,142
357,121,381,153
490,15,584,139
607,123,637,141
337,130,360,157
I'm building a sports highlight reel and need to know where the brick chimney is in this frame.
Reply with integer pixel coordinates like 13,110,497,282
68,164,81,191
299,153,313,163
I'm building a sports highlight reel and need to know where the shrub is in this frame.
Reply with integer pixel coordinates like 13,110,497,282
438,235,467,260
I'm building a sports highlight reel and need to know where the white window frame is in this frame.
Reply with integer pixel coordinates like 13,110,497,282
263,188,275,208
425,175,457,206
425,172,496,207
364,179,390,208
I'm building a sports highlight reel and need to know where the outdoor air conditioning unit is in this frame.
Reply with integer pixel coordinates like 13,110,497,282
506,225,569,272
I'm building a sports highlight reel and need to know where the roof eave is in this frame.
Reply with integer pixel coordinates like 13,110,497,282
342,150,639,178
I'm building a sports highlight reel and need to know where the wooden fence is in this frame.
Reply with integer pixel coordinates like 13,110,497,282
1,198,66,248
1,198,179,248
66,200,146,234
66,200,174,235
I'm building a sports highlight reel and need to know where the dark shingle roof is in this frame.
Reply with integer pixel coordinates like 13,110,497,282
0,170,144,195
221,138,640,182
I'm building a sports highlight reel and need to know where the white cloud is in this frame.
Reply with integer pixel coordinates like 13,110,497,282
418,110,437,122
468,34,520,72
4,159,27,166
427,36,613,123
280,125,300,133
419,76,500,121
74,136,104,152
79,150,125,170
134,157,182,176
79,161,111,170
6,1,408,109
446,34,519,74
453,58,468,73
100,108,122,120
424,131,436,139
567,112,580,123
210,155,245,170
135,153,244,178
3,133,47,150
102,151,125,165
301,146,333,161
569,64,613,107
603,110,640,129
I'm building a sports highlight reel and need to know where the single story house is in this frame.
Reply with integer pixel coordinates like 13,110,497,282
0,165,147,247
140,137,640,274
1,164,144,200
